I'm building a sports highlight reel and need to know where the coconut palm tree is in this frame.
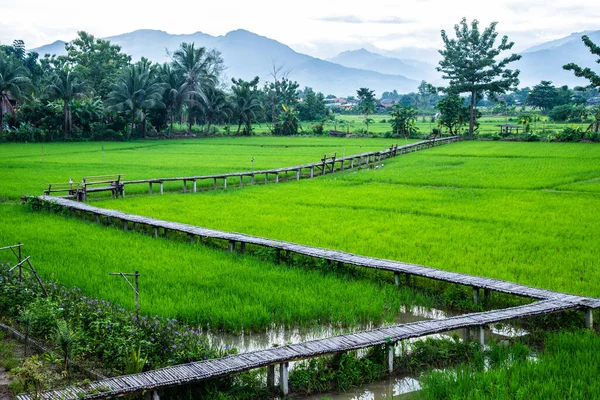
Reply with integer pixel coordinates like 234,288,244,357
230,77,261,135
171,43,218,131
158,63,189,135
45,64,87,139
201,86,230,134
106,60,165,140
0,53,31,131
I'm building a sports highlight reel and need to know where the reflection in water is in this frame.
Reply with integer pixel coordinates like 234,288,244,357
303,375,421,400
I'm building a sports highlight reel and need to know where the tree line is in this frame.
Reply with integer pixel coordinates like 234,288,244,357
0,32,330,141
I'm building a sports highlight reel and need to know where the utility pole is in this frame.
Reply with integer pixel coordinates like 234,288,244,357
110,271,140,320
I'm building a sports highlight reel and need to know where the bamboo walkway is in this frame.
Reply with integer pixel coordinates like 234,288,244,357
44,137,460,200
16,300,579,400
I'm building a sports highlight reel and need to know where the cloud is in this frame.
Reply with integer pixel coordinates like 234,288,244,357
317,15,414,25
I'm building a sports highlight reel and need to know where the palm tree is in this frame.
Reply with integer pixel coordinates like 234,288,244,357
201,86,230,134
45,64,87,139
171,43,217,131
0,53,31,131
158,63,189,135
230,77,261,135
106,60,165,140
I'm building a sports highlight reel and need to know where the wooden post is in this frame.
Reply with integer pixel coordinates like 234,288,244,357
229,240,235,253
296,169,300,180
240,242,246,253
154,227,158,238
183,180,187,193
189,234,195,243
340,159,344,171
96,215,100,224
275,172,279,183
310,166,314,178
193,180,197,193
351,158,354,168
267,365,275,389
276,248,281,264
484,289,491,302
159,182,163,195
17,243,22,283
223,178,227,189
394,272,401,288
149,182,153,195
279,362,289,396
251,174,255,184
265,173,269,183
479,325,485,346
240,176,243,186
585,308,594,329
123,220,128,231
213,178,217,189
473,287,480,304
464,327,470,340
387,344,394,373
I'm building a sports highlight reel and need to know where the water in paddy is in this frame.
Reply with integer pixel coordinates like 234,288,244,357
204,305,528,400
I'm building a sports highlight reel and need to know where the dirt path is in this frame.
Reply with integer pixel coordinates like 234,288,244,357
0,365,12,400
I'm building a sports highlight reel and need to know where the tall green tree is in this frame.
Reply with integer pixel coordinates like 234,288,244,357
45,64,88,139
437,18,521,138
298,88,327,121
0,53,31,130
230,77,261,135
106,60,165,139
564,35,600,133
526,81,572,111
357,87,375,134
63,31,130,98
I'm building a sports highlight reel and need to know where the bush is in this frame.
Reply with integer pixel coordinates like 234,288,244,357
548,104,574,122
548,126,584,142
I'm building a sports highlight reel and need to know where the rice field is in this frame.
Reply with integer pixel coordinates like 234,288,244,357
0,137,399,200
93,141,600,297
0,204,431,332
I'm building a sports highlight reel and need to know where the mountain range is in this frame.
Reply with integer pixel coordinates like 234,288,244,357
33,28,600,96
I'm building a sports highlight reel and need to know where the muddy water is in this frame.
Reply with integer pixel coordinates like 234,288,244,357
205,305,528,400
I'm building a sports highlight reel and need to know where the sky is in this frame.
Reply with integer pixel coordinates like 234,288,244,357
1,0,599,59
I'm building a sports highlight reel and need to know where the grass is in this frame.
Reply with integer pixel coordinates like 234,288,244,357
0,204,432,332
0,137,400,200
93,141,600,297
421,330,600,399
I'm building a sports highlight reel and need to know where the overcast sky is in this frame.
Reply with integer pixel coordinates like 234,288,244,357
2,0,599,57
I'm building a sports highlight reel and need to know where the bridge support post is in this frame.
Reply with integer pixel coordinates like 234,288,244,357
479,325,485,346
240,176,243,186
275,173,279,183
251,174,255,185
193,180,197,193
229,241,236,253
149,182,153,195
154,227,158,238
473,287,480,304
189,234,195,243
159,182,163,195
267,365,275,389
296,169,300,180
213,178,217,189
144,390,159,400
183,180,187,193
240,242,246,253
387,344,394,373
310,166,314,178
95,215,100,224
224,178,227,189
279,362,289,396
585,308,594,329
394,272,401,288
275,248,281,264
123,220,128,231
464,327,470,340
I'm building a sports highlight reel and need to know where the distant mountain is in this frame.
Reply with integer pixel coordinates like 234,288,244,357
34,40,68,56
33,29,418,96
515,30,600,88
380,47,442,66
327,48,441,84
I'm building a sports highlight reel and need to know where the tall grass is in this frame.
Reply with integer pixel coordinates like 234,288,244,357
95,142,600,297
